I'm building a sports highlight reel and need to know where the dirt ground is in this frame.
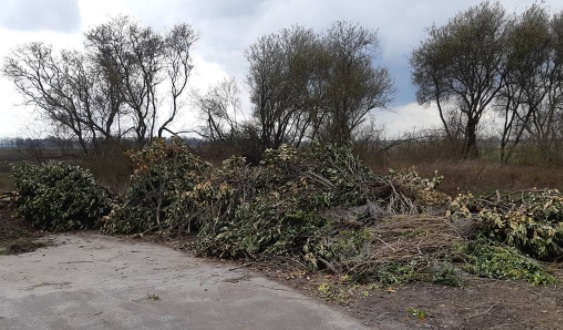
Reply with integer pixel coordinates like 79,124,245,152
0,210,45,255
354,278,562,329
235,260,561,330
1,211,562,330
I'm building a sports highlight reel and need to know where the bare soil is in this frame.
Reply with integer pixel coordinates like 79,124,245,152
250,262,563,330
0,210,46,255
351,277,562,329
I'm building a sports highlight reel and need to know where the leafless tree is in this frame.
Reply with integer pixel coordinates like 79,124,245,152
246,25,322,149
246,22,392,150
317,21,393,145
193,77,246,142
411,1,509,159
2,16,198,153
493,5,563,164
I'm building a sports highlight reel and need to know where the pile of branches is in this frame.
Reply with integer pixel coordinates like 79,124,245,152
102,139,452,272
12,162,111,231
448,189,563,260
327,215,465,284
102,138,211,234
0,191,18,210
11,137,556,285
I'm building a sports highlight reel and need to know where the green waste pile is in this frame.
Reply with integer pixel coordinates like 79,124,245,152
101,138,451,274
9,138,559,286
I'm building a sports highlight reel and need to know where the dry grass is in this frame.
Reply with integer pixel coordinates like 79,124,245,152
77,151,132,194
0,173,13,190
375,160,563,196
368,215,463,261
330,215,465,286
195,139,563,197
355,137,563,196
2,137,563,197
339,215,465,279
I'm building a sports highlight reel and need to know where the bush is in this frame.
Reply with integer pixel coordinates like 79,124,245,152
12,161,111,231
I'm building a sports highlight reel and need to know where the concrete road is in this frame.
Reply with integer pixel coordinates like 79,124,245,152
0,234,369,330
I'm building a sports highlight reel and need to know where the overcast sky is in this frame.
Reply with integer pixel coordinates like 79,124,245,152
1,0,562,138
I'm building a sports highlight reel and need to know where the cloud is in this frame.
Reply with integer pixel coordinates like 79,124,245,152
91,0,563,108
0,78,36,138
0,0,81,33
2,0,563,137
374,102,442,137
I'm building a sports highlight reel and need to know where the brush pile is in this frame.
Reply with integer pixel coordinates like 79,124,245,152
449,189,563,260
102,138,453,274
9,137,559,285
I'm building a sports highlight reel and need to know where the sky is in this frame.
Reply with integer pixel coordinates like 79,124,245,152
1,0,562,139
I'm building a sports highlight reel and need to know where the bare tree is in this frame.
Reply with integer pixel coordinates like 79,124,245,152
317,21,393,145
524,11,563,162
4,44,94,152
411,1,509,159
246,22,392,150
246,25,321,150
160,23,197,137
193,77,245,142
2,16,198,152
496,5,556,164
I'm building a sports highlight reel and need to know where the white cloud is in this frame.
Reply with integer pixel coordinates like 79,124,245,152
0,78,35,137
374,103,442,137
1,0,563,137
0,0,81,33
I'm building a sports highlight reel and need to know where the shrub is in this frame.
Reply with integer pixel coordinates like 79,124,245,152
12,162,111,231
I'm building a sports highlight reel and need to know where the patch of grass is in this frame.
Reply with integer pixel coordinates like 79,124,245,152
367,257,463,287
0,209,45,255
1,239,46,255
372,259,421,284
316,276,379,303
373,161,563,197
145,293,160,301
406,307,428,323
431,264,463,287
76,146,132,194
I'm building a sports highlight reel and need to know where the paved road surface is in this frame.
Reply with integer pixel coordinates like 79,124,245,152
0,234,370,330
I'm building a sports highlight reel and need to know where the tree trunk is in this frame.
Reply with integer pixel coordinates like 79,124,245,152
463,121,479,159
